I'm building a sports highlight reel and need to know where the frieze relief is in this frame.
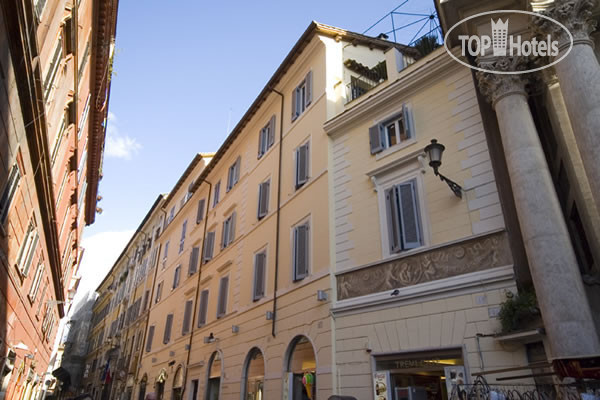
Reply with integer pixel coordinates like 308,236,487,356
337,231,512,300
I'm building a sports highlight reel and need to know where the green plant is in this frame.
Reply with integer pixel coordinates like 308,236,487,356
498,288,539,333
413,34,440,57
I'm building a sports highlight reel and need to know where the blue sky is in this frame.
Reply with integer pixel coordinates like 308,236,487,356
75,0,438,302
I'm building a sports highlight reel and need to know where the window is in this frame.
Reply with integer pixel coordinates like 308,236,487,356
258,116,276,158
384,179,423,253
188,246,200,275
50,117,66,166
142,290,150,310
197,289,209,327
293,221,310,281
168,206,175,225
16,220,39,277
44,36,63,103
213,180,221,207
56,170,68,206
28,263,44,302
162,241,169,269
182,300,193,335
295,142,309,189
0,163,21,224
163,314,173,343
226,157,241,192
78,181,87,211
77,149,87,182
62,17,74,55
155,281,163,303
146,326,155,352
179,220,187,254
369,103,415,154
216,276,229,318
33,0,48,19
196,199,206,224
78,94,90,138
172,265,181,289
292,71,313,121
78,40,90,84
257,180,270,219
253,251,266,301
203,231,215,262
221,212,236,249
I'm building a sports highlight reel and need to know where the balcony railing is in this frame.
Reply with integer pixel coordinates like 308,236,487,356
345,59,388,102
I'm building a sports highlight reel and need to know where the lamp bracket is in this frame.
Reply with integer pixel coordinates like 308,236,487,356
435,170,463,199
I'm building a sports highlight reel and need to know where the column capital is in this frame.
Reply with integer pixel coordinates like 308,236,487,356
476,57,530,107
533,0,598,49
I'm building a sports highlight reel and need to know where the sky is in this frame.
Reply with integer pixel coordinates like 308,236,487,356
73,0,439,306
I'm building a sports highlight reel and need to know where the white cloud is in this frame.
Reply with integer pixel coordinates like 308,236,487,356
104,113,141,160
71,230,134,308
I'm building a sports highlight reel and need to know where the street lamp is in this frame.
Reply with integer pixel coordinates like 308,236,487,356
424,139,463,198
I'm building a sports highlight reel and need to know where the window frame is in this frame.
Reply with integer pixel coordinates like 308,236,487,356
216,275,229,318
253,249,267,301
292,218,311,282
197,289,209,327
213,180,221,207
257,179,270,220
294,141,310,190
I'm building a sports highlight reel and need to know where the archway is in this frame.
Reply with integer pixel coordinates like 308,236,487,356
241,347,264,400
204,351,222,400
155,368,167,400
284,335,316,400
138,375,147,400
172,366,184,400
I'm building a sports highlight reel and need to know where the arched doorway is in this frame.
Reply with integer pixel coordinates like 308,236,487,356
241,348,264,400
284,336,316,400
172,366,184,400
155,368,167,400
204,351,222,400
138,375,147,400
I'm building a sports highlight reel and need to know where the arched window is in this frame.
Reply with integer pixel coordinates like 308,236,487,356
172,366,184,400
205,351,222,400
138,375,147,400
284,335,316,400
241,347,265,400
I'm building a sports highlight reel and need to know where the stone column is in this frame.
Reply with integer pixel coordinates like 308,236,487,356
477,57,600,360
534,0,600,213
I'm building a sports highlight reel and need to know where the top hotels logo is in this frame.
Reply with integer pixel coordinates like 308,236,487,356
444,10,574,74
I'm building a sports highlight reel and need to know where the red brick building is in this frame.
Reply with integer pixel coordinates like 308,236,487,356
0,0,118,398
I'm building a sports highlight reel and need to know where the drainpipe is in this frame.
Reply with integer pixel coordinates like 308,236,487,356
182,179,212,398
268,87,284,337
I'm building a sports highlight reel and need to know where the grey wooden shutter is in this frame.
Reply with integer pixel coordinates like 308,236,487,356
291,88,298,121
203,232,214,262
226,165,233,192
23,233,39,276
196,199,205,224
253,252,266,300
294,224,309,280
217,276,229,318
188,247,199,275
182,300,193,335
296,143,309,188
198,290,209,326
221,219,228,249
145,326,154,352
258,181,269,219
228,212,236,244
213,181,220,206
402,103,414,139
258,126,265,158
369,124,384,154
398,180,422,249
173,266,180,288
234,157,241,184
385,187,402,253
163,314,173,343
268,115,276,147
305,71,313,107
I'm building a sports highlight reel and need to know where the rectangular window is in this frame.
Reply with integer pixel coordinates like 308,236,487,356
172,265,181,289
28,263,44,302
293,222,309,281
16,220,39,277
162,241,169,269
203,231,215,262
196,199,205,224
145,326,155,352
292,71,313,121
0,163,22,224
78,181,87,211
142,290,150,310
44,36,63,103
78,40,90,84
295,142,309,189
33,0,48,19
179,220,187,254
226,157,241,192
77,149,87,182
56,171,68,207
369,103,415,154
163,314,173,344
258,116,276,158
213,180,221,207
257,180,270,219
385,179,423,253
168,206,175,225
197,289,209,327
155,281,163,303
216,276,229,318
253,251,266,301
182,300,193,335
50,117,66,166
78,94,91,137
221,212,236,249
188,246,199,275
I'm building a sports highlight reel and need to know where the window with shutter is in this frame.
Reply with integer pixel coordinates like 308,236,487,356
155,282,163,303
188,247,199,275
182,300,193,335
179,221,187,254
293,222,309,281
163,314,173,344
213,181,221,207
203,231,215,262
198,290,209,327
196,199,205,224
217,276,229,318
253,251,266,301
257,181,270,219
295,143,309,189
258,116,276,158
292,71,313,121
385,179,423,253
221,212,236,249
172,265,181,289
162,241,169,269
369,103,415,154
28,263,44,302
0,164,21,224
142,290,149,310
16,221,39,276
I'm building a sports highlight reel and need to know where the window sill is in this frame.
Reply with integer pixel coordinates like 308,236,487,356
375,138,417,162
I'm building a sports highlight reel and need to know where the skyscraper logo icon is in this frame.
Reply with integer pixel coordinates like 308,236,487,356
491,18,509,56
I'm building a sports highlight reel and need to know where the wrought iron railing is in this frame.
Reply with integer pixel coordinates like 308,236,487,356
345,61,388,102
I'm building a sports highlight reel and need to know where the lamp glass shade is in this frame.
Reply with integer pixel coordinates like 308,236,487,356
425,139,445,169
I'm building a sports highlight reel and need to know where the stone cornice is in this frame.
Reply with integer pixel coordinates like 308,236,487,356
324,48,461,137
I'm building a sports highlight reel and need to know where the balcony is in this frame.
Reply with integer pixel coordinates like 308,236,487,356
345,59,387,102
